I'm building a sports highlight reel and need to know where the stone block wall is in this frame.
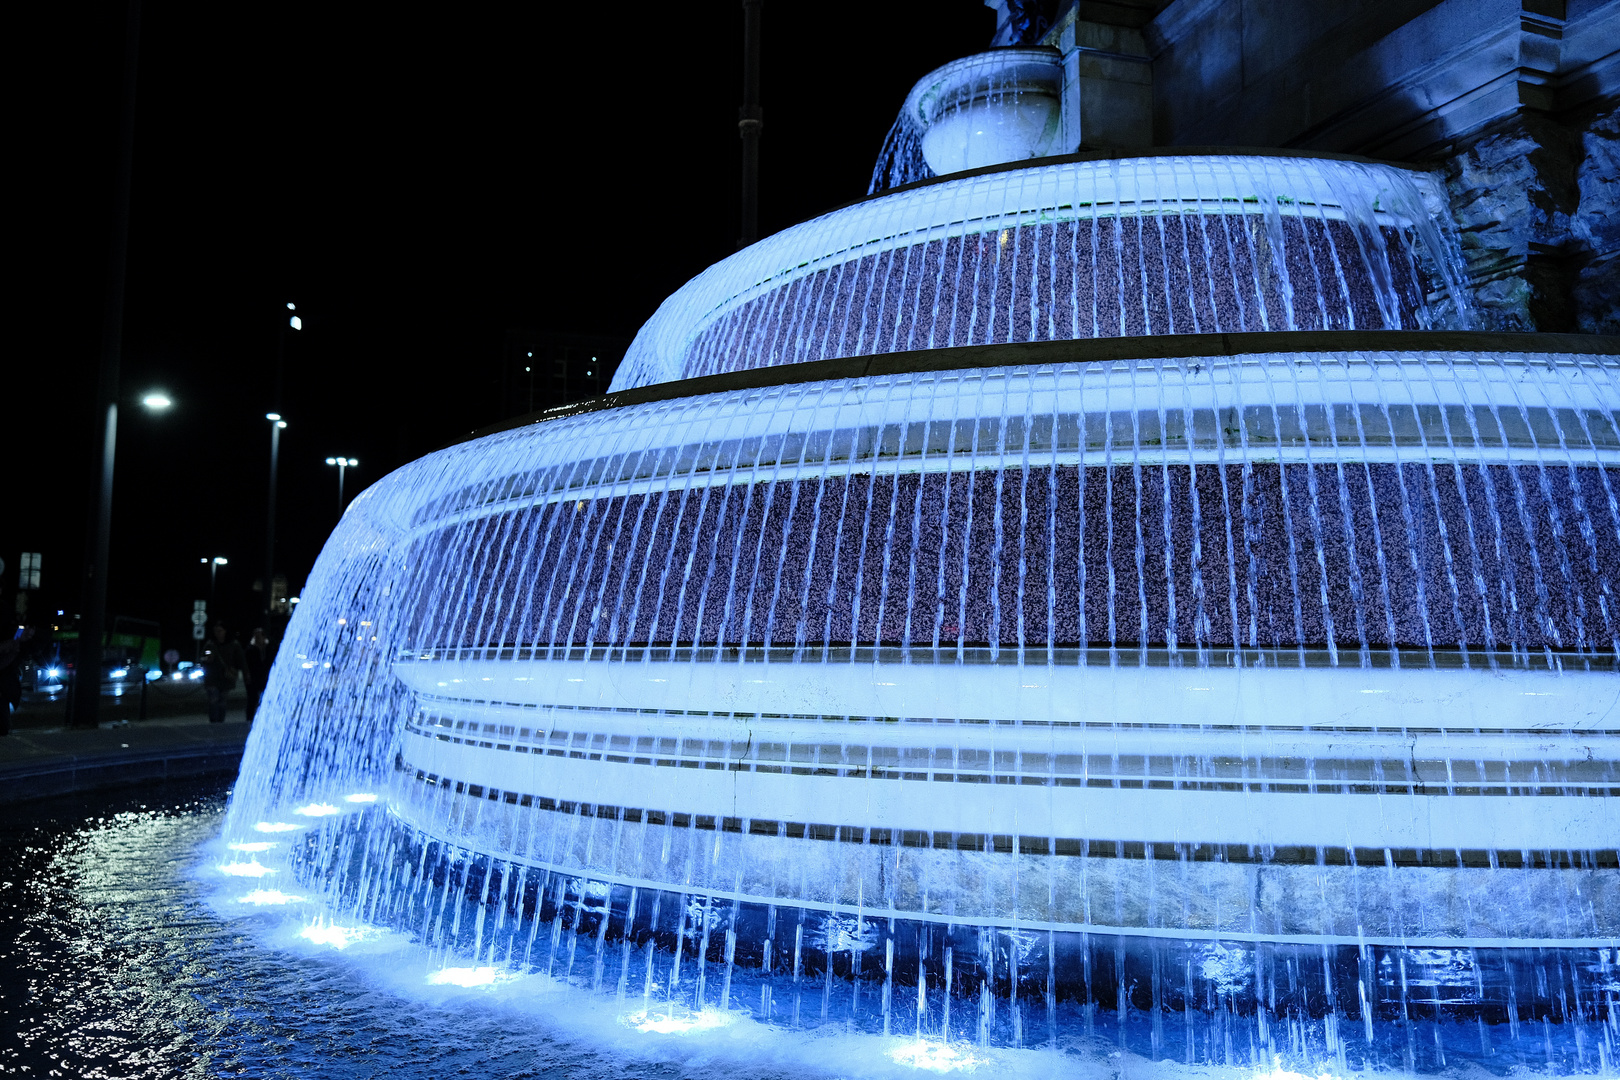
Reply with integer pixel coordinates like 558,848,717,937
1441,101,1618,332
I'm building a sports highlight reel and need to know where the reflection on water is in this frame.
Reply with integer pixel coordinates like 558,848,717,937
0,779,664,1079
7,777,1608,1079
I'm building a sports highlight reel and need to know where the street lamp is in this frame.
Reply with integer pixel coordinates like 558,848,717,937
201,555,228,611
325,457,359,513
74,0,141,731
70,387,174,728
273,301,301,421
265,413,287,620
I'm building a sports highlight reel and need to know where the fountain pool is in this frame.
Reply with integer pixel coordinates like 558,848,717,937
212,87,1619,1071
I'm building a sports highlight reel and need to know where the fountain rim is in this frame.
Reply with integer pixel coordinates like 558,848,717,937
851,143,1440,211
448,329,1620,450
900,45,1063,131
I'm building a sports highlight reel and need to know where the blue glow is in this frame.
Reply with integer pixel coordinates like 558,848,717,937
218,861,275,878
216,146,1620,1073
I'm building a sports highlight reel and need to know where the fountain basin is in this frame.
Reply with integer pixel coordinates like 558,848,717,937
610,154,1469,390
903,48,1064,176
231,297,1617,1058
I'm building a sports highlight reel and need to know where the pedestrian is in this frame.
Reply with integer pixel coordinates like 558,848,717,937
200,623,245,723
0,626,36,736
243,627,276,725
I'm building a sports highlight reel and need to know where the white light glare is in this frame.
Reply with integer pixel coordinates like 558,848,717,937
294,803,340,817
254,821,302,833
427,966,509,988
213,556,228,565
344,793,378,803
289,315,302,330
109,668,128,678
625,1006,736,1035
888,1040,985,1073
237,889,305,905
1250,1069,1341,1080
229,841,276,852
266,412,281,421
141,392,172,410
219,861,276,878
299,920,370,949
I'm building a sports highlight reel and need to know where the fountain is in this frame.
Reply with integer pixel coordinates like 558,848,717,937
223,42,1620,1075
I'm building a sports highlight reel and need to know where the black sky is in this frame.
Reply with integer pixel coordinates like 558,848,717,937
8,2,992,650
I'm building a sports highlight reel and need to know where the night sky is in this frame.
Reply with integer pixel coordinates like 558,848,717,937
9,2,990,650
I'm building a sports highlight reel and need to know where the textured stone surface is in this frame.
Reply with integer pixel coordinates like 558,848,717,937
1440,102,1619,332
1573,103,1620,332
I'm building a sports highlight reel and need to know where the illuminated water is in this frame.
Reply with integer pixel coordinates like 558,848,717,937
0,779,991,1078
197,146,1620,1075
8,780,1620,1078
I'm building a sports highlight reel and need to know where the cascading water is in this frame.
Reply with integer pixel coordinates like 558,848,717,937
622,154,1474,391
220,137,1620,1071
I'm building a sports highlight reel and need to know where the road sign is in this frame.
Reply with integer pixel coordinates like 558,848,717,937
194,600,206,611
162,649,180,665
190,611,209,626
192,626,206,640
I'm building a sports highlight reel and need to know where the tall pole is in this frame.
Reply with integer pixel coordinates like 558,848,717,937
337,460,347,512
738,0,762,248
74,0,143,730
264,415,283,622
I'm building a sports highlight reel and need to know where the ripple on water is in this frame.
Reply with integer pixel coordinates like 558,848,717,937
0,778,673,1079
4,777,1166,1080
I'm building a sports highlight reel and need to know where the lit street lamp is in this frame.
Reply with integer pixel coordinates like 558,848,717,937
265,413,287,619
74,0,141,732
325,457,359,513
71,387,172,728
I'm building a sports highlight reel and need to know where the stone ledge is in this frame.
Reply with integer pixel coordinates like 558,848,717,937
0,717,251,804
0,744,246,804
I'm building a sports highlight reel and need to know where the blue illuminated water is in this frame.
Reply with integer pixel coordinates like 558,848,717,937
199,145,1620,1075
7,779,1620,1077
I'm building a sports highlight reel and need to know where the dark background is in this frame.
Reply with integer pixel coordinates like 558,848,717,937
7,2,991,652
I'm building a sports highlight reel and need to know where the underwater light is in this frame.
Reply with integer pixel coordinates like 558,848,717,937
1251,1069,1341,1080
236,890,305,906
253,822,302,833
228,841,276,852
426,966,507,988
299,921,370,950
625,1007,737,1035
219,861,275,878
294,803,340,817
888,1040,984,1073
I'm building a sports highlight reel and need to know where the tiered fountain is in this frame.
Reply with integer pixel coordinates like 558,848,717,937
226,45,1620,1073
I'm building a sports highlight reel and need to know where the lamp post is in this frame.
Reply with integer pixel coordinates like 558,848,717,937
73,0,143,731
71,389,169,728
201,555,227,612
325,457,358,514
275,302,300,413
265,413,286,620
